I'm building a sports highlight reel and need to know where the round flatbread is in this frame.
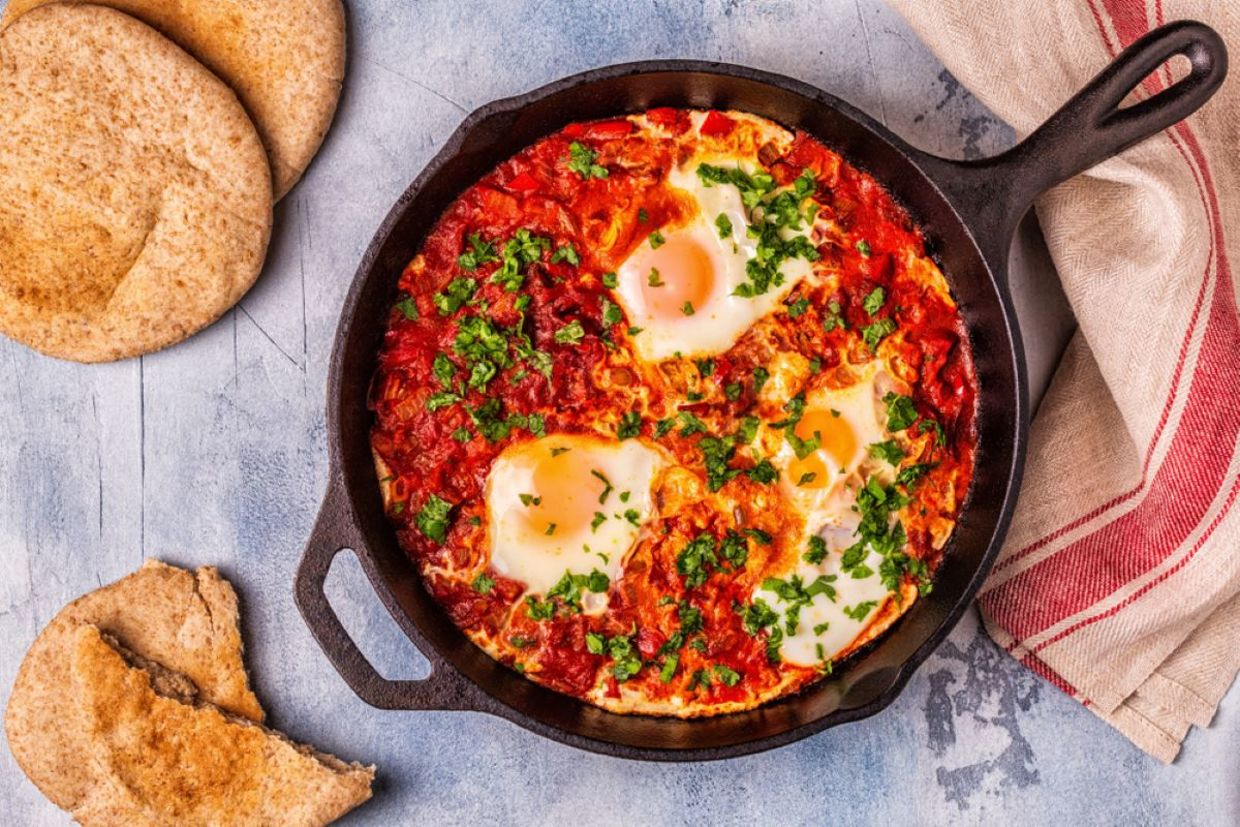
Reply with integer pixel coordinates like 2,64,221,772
2,0,347,199
0,3,273,363
4,560,264,812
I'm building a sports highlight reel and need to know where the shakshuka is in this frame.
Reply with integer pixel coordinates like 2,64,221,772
369,109,977,716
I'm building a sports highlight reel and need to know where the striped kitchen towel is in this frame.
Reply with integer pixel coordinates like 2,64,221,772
889,0,1240,762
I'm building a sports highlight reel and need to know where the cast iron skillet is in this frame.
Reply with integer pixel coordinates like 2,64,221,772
295,21,1226,760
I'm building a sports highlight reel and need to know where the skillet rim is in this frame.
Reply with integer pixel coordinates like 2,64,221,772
313,58,1028,761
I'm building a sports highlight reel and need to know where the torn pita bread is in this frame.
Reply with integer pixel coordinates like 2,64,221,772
5,560,263,812
2,0,347,199
69,626,374,827
0,3,273,362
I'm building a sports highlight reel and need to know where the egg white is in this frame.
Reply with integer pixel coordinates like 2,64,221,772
614,163,816,362
485,434,661,613
755,363,914,665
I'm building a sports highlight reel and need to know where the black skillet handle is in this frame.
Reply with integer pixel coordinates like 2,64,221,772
294,477,483,711
919,19,1227,267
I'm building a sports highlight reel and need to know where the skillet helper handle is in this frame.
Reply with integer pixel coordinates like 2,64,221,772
294,479,479,711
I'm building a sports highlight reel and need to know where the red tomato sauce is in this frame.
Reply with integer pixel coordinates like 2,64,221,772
370,110,977,714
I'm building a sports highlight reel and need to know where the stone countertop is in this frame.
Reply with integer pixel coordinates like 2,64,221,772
0,1,1235,824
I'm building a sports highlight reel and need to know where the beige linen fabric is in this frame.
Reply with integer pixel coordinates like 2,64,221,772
889,0,1240,762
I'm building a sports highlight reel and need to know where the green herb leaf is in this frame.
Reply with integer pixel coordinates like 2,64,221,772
883,392,918,431
616,411,642,440
567,141,608,179
862,286,886,316
554,320,586,345
415,494,454,543
868,439,905,466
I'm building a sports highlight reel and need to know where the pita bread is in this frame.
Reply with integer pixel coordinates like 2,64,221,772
2,0,347,199
69,626,374,827
5,560,264,812
0,3,273,362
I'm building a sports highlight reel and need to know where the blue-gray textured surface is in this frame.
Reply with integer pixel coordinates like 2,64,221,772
0,1,1236,824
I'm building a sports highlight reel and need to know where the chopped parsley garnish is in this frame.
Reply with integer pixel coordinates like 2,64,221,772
659,653,680,683
735,415,759,444
918,418,947,446
752,365,770,393
544,523,557,536
882,392,918,431
822,299,847,332
741,598,779,635
896,462,936,487
868,440,905,466
425,391,460,412
433,277,477,316
451,427,471,442
856,239,872,257
649,230,666,249
544,569,610,613
648,268,665,287
861,317,897,351
713,664,742,687
525,596,555,620
743,527,772,545
586,631,606,654
719,531,749,569
492,228,551,291
550,243,580,265
567,141,608,179
600,297,623,326
746,459,778,484
622,509,640,526
414,494,453,543
786,297,810,318
862,286,886,316
681,301,695,316
696,358,715,377
432,353,456,387
605,634,642,681
676,534,720,589
395,295,418,320
616,411,642,440
724,382,742,401
637,208,649,223
601,271,619,288
518,493,541,507
554,320,585,345
696,163,821,297
591,469,614,503
471,572,495,594
804,535,828,564
677,411,709,437
797,471,817,486
715,213,733,238
590,512,607,532
653,418,676,438
458,233,499,271
844,600,877,621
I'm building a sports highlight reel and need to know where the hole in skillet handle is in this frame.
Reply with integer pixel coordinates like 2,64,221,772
1009,19,1227,197
919,20,1227,269
293,479,480,712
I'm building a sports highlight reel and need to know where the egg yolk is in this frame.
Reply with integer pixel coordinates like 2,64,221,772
518,446,607,540
787,408,857,488
640,233,716,319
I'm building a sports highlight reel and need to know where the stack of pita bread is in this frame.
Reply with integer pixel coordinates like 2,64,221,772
5,560,375,825
0,1,346,362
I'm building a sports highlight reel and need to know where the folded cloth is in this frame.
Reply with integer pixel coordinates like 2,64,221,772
888,0,1240,762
